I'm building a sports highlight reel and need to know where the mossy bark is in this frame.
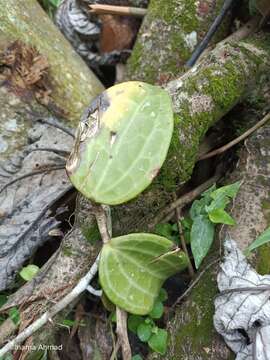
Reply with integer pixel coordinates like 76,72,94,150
112,32,270,235
0,0,104,125
148,111,270,359
125,0,231,83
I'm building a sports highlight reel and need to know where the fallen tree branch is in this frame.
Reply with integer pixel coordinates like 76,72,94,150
199,111,270,160
186,0,234,67
0,254,100,357
126,0,231,83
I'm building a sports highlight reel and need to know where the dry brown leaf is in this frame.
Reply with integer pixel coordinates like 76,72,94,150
0,41,66,116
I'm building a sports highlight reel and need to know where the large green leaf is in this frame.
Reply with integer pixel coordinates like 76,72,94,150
99,233,188,314
190,215,215,269
66,81,174,205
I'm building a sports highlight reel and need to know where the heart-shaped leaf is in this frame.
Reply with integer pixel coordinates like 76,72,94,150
148,328,168,355
66,81,174,205
99,233,188,315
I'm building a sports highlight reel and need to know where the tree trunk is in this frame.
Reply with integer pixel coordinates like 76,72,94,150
112,32,270,236
0,0,104,124
125,0,232,83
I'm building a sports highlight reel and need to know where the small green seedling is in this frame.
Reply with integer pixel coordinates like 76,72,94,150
8,307,20,325
127,288,169,356
19,264,39,282
189,181,241,268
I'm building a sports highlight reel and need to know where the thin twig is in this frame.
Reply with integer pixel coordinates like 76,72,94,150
172,258,220,308
93,204,131,360
0,166,66,195
0,255,100,357
186,0,234,67
116,308,132,360
26,148,69,158
89,4,147,17
199,112,270,161
37,118,75,139
151,172,221,228
110,339,120,360
94,205,111,244
173,193,195,278
216,285,270,297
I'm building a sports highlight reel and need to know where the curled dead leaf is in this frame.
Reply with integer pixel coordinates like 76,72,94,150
0,41,67,117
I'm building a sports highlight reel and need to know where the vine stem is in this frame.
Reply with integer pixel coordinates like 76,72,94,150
173,193,195,278
199,112,270,161
0,254,100,357
94,203,132,360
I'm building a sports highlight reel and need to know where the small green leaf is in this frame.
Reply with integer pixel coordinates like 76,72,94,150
61,319,75,327
137,323,153,342
132,355,143,360
145,317,155,326
128,315,144,333
191,215,215,269
149,301,164,319
148,328,168,355
208,209,236,225
99,233,188,314
8,307,20,325
154,223,178,243
246,226,270,254
155,223,173,238
67,81,174,205
211,181,241,199
157,288,168,302
202,184,217,198
205,197,230,213
180,217,193,230
49,0,61,6
19,264,39,281
206,181,241,213
109,311,117,323
190,199,207,220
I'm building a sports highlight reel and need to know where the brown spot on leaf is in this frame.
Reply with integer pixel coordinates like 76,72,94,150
0,41,67,117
